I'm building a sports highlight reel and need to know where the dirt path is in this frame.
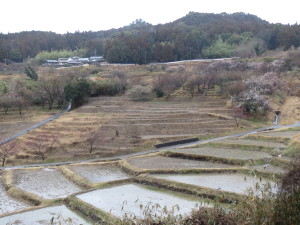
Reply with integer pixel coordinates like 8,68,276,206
0,101,71,146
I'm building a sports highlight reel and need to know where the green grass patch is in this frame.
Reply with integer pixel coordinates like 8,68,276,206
283,141,300,157
279,127,300,132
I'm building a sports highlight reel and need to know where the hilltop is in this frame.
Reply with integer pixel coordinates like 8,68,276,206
0,12,299,64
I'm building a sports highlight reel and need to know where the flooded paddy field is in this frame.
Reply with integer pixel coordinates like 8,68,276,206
126,155,238,170
68,164,131,183
0,205,92,225
13,168,82,199
170,147,272,160
76,183,208,218
151,173,277,195
0,179,28,216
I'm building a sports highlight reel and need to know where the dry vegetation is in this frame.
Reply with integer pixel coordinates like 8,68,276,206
2,52,300,165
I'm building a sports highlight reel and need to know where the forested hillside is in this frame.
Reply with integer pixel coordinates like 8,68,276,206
0,12,300,64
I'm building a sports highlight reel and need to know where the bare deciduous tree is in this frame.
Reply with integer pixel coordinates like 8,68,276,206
184,78,197,98
0,93,12,114
26,134,58,161
231,106,249,127
38,78,64,110
0,140,19,167
81,129,103,154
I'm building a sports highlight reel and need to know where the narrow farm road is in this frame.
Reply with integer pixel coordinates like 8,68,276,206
0,101,72,146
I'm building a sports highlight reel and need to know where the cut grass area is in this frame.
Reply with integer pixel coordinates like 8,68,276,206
195,142,273,152
245,134,290,144
120,156,244,176
160,150,269,166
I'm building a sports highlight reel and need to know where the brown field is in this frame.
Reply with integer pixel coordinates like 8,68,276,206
7,94,242,165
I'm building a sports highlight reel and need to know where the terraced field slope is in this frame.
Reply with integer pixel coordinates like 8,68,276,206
0,128,297,223
14,95,237,164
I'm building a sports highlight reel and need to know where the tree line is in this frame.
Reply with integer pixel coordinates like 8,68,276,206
1,12,300,64
0,67,127,115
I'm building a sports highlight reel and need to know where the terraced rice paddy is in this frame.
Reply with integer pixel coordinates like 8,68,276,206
150,173,277,195
13,168,82,199
0,179,28,216
255,131,299,138
67,164,130,183
14,95,236,163
0,205,92,225
248,164,287,174
0,127,295,223
213,138,286,149
126,155,238,170
76,183,206,218
169,147,272,160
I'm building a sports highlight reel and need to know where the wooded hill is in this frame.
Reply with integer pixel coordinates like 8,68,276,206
0,12,299,64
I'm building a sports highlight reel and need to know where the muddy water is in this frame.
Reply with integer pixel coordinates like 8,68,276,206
151,174,277,195
0,205,92,225
68,164,130,183
77,183,209,218
13,168,82,199
0,180,28,216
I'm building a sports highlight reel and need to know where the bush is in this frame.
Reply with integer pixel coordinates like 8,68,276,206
153,87,164,98
64,79,91,108
0,81,7,94
127,85,152,101
272,161,300,225
239,90,271,114
152,74,183,96
91,79,126,96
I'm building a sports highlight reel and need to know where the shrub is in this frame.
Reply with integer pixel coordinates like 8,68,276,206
24,66,38,81
153,87,164,98
91,79,125,96
64,79,91,108
272,161,300,225
127,85,152,101
152,74,182,96
238,90,271,114
0,80,7,94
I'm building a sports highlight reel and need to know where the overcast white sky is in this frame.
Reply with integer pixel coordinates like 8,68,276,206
1,0,299,34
